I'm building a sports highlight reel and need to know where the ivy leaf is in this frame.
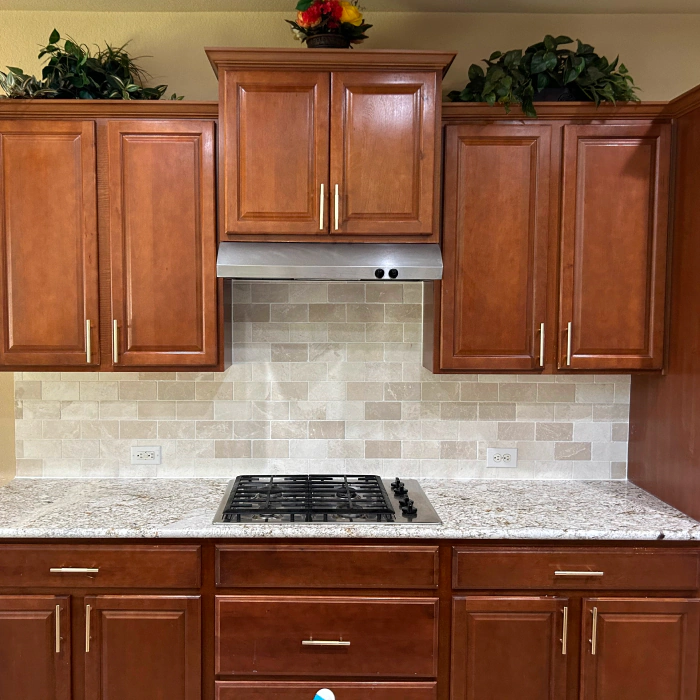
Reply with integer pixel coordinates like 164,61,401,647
49,28,60,44
530,51,549,74
468,63,485,81
296,0,314,9
554,35,573,45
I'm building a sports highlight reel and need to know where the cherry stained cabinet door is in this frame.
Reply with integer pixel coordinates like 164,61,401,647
451,597,569,700
220,71,330,237
0,120,99,367
558,123,671,370
107,120,218,367
84,595,201,700
330,71,438,238
580,598,700,700
0,595,71,700
439,124,551,371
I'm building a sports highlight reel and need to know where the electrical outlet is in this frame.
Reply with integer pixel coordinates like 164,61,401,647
487,447,518,468
130,446,161,465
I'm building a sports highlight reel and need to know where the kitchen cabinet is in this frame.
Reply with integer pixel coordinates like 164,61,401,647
216,681,438,699
107,120,218,367
0,120,99,368
0,595,71,700
559,123,671,370
84,595,201,700
580,598,700,700
451,597,568,700
428,106,673,374
436,123,552,371
208,48,454,242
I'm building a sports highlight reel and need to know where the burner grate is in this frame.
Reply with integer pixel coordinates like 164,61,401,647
219,474,396,523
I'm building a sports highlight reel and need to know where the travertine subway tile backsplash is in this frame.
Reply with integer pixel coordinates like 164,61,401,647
14,282,630,480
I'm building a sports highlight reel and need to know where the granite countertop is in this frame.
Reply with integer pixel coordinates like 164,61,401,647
0,478,699,540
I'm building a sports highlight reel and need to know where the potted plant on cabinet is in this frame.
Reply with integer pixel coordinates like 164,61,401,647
287,0,372,48
448,35,639,117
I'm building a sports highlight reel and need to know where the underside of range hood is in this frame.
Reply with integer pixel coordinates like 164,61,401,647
216,242,443,281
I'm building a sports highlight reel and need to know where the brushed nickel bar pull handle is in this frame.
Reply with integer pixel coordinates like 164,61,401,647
566,321,572,366
50,567,100,574
561,606,568,655
85,319,92,364
334,184,340,231
55,604,61,653
555,571,604,577
539,322,545,368
590,606,598,655
319,183,325,230
302,639,350,647
85,604,91,653
112,319,119,364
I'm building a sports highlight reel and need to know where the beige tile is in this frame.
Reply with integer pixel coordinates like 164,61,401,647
366,284,402,303
42,420,80,439
440,441,477,459
81,420,120,439
196,421,234,439
15,381,41,399
611,461,627,479
22,401,62,419
139,372,177,381
347,304,384,322
384,382,421,401
347,382,384,401
309,304,346,322
498,422,535,441
215,440,251,458
365,323,403,342
592,404,629,421
271,421,308,439
346,344,383,362
233,304,270,322
23,440,62,459
158,382,195,401
328,439,364,458
15,459,43,477
422,383,460,402
177,401,214,420
309,343,346,362
554,442,592,461
289,323,327,343
100,401,138,419
138,401,177,420
440,403,478,421
576,383,615,404
234,382,271,401
478,403,516,421
554,404,593,422
499,383,538,402
517,403,556,421
290,402,327,420
215,401,252,421
328,283,365,302
289,282,328,303
612,423,629,441
119,381,157,401
271,382,309,401
120,421,157,439
308,421,345,439
253,440,289,458
384,304,421,322
538,383,576,403
251,402,289,420
365,402,401,420
536,422,573,441
402,441,440,459
346,421,383,439
158,421,196,439
271,344,309,363
233,421,269,439
195,382,233,401
328,323,366,342
308,382,345,401
42,382,80,401
572,462,611,479
365,440,401,458
460,383,499,401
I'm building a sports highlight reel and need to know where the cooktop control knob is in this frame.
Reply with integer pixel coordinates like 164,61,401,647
388,268,399,279
375,269,385,279
391,478,407,495
401,499,418,516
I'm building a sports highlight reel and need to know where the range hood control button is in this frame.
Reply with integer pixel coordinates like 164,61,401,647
375,269,385,279
388,269,399,279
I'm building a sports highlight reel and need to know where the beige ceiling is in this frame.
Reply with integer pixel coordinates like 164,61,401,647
2,0,700,11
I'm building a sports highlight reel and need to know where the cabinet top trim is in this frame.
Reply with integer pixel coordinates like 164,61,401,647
205,47,456,77
0,100,219,119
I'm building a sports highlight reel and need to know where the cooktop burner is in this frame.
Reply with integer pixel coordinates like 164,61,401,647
213,474,442,525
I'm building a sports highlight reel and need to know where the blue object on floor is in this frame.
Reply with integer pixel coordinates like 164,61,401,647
314,690,335,700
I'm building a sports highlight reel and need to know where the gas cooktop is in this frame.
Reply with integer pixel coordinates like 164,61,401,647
213,474,442,525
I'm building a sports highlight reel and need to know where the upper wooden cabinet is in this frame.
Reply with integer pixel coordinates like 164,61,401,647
559,123,671,371
436,123,551,372
107,120,219,368
0,120,99,368
207,48,455,242
428,107,673,374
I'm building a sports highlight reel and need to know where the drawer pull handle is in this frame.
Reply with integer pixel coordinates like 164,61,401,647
302,639,350,647
554,571,604,577
85,604,91,653
55,604,61,654
50,567,99,574
561,606,568,656
590,606,598,655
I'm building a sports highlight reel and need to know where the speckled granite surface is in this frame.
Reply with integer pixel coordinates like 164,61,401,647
0,478,698,540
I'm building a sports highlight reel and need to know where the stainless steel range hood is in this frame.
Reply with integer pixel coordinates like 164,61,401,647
216,242,443,281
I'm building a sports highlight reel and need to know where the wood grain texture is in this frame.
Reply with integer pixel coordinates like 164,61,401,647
629,105,700,519
0,544,201,588
215,544,439,589
0,101,218,120
84,595,201,700
453,547,700,591
215,595,439,678
216,681,438,699
437,124,551,371
220,71,329,237
0,595,71,700
580,598,700,700
558,123,671,370
330,71,438,237
0,120,99,367
107,120,218,367
451,596,568,700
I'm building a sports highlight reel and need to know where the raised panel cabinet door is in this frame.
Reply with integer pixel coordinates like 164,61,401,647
216,681,438,699
581,598,700,700
0,595,71,700
84,595,201,700
440,124,552,371
108,120,218,367
451,596,569,700
0,120,99,367
220,70,330,236
559,123,671,370
330,71,438,237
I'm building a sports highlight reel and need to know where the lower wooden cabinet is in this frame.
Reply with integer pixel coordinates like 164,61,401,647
451,596,568,700
84,595,201,700
216,681,438,699
0,595,71,700
580,598,700,700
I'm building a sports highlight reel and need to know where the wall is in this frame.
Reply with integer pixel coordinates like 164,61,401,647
0,374,15,482
0,11,700,101
14,282,630,480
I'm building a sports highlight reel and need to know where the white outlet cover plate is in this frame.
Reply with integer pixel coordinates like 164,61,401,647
487,447,518,468
130,446,162,465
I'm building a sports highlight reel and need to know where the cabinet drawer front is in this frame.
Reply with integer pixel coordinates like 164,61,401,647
216,545,439,589
216,681,437,699
215,596,438,678
453,547,699,590
0,545,201,588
